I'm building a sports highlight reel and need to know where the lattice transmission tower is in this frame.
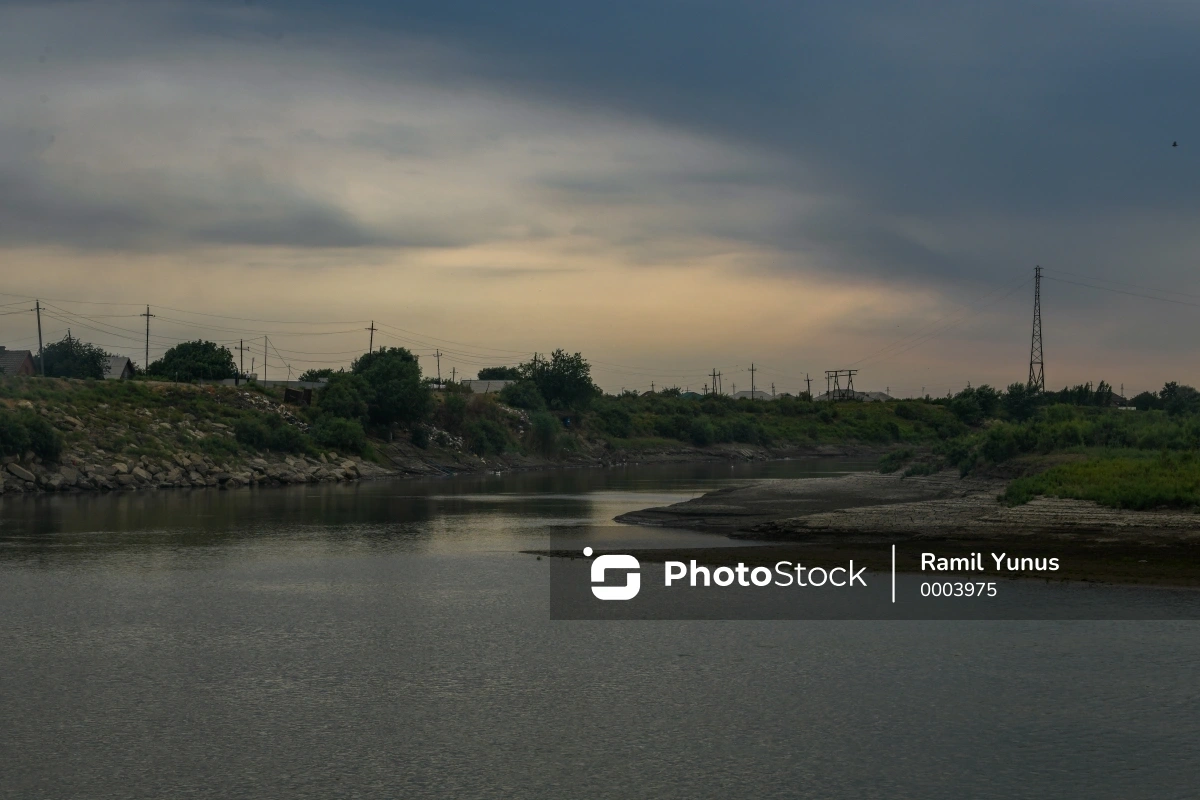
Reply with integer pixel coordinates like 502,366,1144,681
1028,265,1045,392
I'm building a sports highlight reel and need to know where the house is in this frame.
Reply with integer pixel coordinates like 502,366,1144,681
462,379,514,394
0,347,35,377
814,390,894,402
731,390,776,400
103,355,136,380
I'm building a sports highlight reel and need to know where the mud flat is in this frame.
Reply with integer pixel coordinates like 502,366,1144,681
609,470,1200,586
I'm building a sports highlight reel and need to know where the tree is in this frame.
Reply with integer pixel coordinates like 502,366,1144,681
1003,383,1038,421
33,333,109,379
351,346,431,431
148,341,236,382
299,368,338,382
1130,391,1160,411
518,350,599,410
314,372,371,421
1160,382,1200,416
478,366,521,380
499,380,546,410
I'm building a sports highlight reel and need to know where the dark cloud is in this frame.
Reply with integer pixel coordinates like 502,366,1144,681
274,0,1200,284
4,0,1200,297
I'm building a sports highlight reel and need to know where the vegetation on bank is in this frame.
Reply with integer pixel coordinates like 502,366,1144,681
1001,453,1200,510
11,330,1200,511
875,381,1200,510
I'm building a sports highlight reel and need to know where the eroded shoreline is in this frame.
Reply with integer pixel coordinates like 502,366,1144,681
599,471,1200,586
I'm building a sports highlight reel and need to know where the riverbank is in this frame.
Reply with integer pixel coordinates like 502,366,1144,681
0,375,890,496
604,470,1200,586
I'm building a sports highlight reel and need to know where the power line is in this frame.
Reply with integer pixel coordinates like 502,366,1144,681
1044,267,1200,302
848,273,1032,368
1042,275,1200,310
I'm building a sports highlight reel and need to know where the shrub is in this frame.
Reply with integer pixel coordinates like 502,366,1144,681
902,462,939,478
465,418,510,455
236,415,307,453
22,415,63,462
266,422,307,453
528,411,561,456
688,417,715,447
410,425,430,449
313,417,367,455
0,411,31,457
439,392,467,433
878,447,914,474
314,373,370,421
234,418,269,449
499,380,546,410
591,401,632,438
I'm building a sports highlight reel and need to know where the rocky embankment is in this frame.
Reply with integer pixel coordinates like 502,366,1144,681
2,449,388,495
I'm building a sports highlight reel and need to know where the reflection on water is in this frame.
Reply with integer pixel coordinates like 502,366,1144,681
0,458,873,564
2,458,1197,800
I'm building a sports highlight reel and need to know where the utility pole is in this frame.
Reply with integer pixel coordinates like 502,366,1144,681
651,381,655,393
451,367,456,384
711,368,718,396
140,306,154,372
34,300,45,376
805,373,812,398
749,363,756,398
1028,265,1045,392
236,339,248,384
717,372,722,395
366,320,377,353
435,350,441,384
732,382,737,395
263,336,268,384
771,382,775,399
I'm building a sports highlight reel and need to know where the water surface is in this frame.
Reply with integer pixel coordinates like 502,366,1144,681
2,459,1196,799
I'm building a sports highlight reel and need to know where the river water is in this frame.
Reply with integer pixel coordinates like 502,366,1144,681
1,459,1197,799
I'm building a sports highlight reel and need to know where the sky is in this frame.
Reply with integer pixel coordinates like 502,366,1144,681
1,0,1198,397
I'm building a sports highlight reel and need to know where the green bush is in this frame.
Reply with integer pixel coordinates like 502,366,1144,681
1002,453,1200,510
878,447,914,473
314,373,370,421
439,392,467,433
528,411,561,455
410,425,430,449
0,411,63,461
266,422,307,453
591,401,632,438
688,417,715,446
234,415,307,453
0,411,31,457
902,462,939,478
465,418,510,456
22,415,63,462
234,418,269,449
312,417,367,455
499,380,546,410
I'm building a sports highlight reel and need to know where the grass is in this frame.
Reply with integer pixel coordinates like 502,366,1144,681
1002,453,1200,510
877,447,915,473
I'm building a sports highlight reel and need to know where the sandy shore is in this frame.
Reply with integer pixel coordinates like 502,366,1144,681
608,470,1200,586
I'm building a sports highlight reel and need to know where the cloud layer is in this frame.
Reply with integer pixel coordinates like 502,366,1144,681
1,0,1198,394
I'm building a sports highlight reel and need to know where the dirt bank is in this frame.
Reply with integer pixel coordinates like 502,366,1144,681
609,470,1200,586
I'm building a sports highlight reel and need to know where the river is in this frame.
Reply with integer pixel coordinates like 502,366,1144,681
1,459,1196,798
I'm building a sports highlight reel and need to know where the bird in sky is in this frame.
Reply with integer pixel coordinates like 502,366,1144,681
1173,141,1178,147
